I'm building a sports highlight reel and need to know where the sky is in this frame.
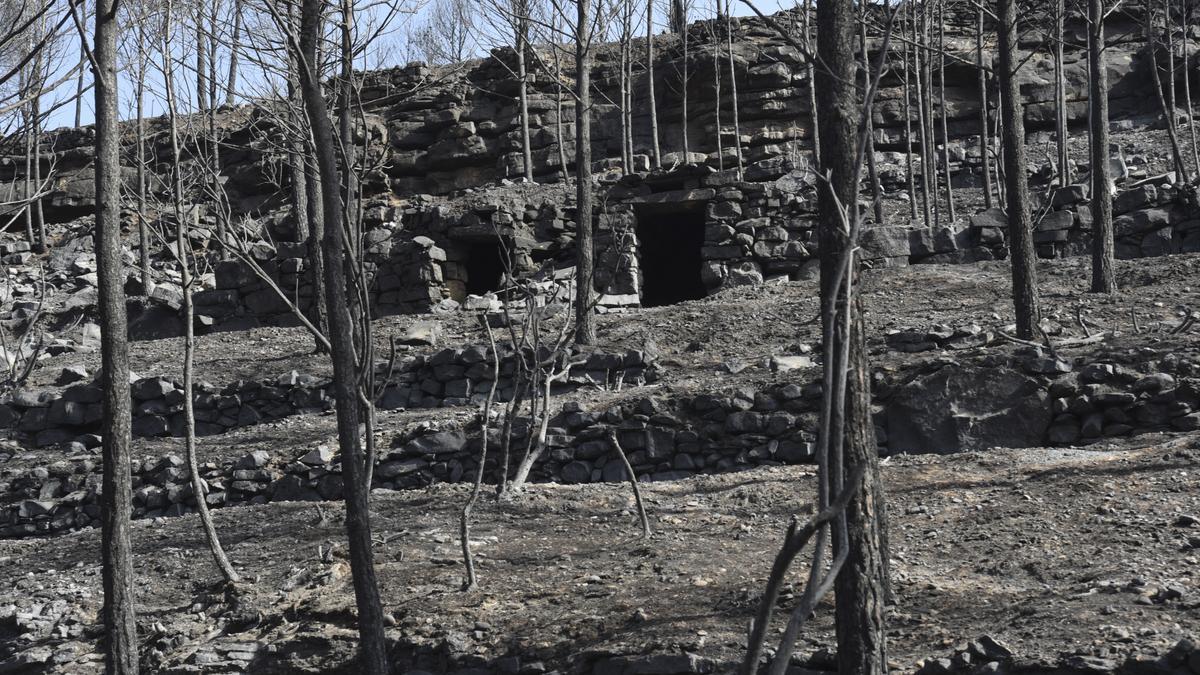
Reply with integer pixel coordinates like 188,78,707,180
34,0,796,131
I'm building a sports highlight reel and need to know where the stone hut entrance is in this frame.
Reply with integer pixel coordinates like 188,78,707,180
462,240,508,296
634,204,706,307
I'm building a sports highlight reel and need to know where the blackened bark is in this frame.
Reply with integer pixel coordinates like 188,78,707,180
227,0,242,105
1055,0,1070,185
297,0,389,670
815,2,887,674
997,0,1041,339
575,0,596,345
977,7,994,210
859,13,884,225
647,0,661,168
938,0,955,223
1089,0,1116,293
1147,2,1189,181
136,20,152,295
912,2,931,227
726,2,744,178
517,6,534,182
95,0,138,670
162,8,241,583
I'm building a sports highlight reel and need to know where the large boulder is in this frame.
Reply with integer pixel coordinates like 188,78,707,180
885,365,1052,453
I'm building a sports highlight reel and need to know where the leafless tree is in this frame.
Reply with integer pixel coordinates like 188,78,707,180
411,0,476,64
998,0,1041,338
647,0,662,167
1054,0,1071,186
291,0,390,668
479,0,536,181
160,0,241,584
736,2,893,674
1087,0,1116,293
93,0,140,668
1180,0,1200,173
1146,0,1189,180
976,5,994,209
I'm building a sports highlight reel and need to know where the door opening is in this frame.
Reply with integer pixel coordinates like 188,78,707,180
463,240,507,296
635,207,706,307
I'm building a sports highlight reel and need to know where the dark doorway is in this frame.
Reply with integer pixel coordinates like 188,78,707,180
463,240,507,296
636,207,706,307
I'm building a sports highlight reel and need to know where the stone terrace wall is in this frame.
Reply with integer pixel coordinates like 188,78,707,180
969,174,1200,260
0,347,654,447
5,349,1199,538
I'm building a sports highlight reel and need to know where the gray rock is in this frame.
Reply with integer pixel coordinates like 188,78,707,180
1114,185,1157,215
235,450,271,470
1050,184,1088,208
377,458,428,478
770,355,814,372
299,445,335,465
402,430,467,455
397,321,441,346
969,208,1007,231
1036,210,1075,232
560,460,592,484
17,500,55,518
1171,413,1200,431
1024,356,1072,375
132,415,170,437
887,366,1052,453
55,365,89,386
1081,413,1105,438
1048,417,1081,444
132,377,176,401
1132,373,1175,394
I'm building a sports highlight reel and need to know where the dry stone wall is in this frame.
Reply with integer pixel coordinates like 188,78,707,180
5,346,1199,539
0,346,654,448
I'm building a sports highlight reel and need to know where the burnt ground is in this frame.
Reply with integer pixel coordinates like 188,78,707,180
0,435,1196,673
0,249,1199,672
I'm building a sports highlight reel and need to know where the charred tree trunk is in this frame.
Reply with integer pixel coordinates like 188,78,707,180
647,0,662,168
1147,3,1189,180
998,0,1042,339
1182,0,1200,173
713,17,723,170
978,7,994,209
163,17,242,582
938,0,955,223
297,0,389,669
292,1,328,351
95,0,139,670
1089,0,1116,293
28,37,46,253
136,18,152,295
680,16,690,155
196,17,209,111
287,11,310,245
815,2,888,674
1055,0,1071,185
726,1,744,178
922,2,939,226
903,8,917,218
575,0,596,346
518,13,534,182
803,0,820,167
860,11,883,225
75,0,86,128
912,2,932,227
227,0,242,105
